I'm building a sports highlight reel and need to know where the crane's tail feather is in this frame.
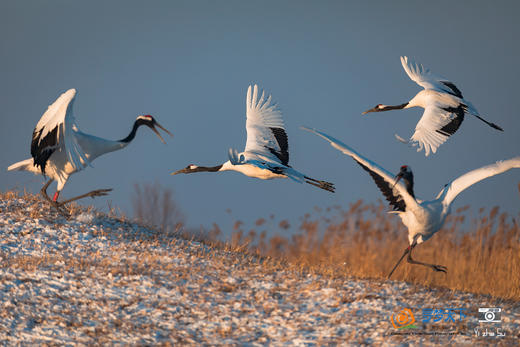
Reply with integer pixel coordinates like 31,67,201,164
7,158,37,173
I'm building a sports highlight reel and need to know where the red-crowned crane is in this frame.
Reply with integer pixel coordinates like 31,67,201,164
171,85,334,192
302,127,519,278
362,56,503,156
8,88,172,211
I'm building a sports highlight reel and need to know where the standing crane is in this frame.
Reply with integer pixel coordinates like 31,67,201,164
8,88,172,211
302,127,519,278
171,85,334,192
362,56,503,156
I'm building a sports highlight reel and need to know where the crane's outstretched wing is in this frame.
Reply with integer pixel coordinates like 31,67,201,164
438,157,520,207
302,127,419,212
243,84,289,166
406,104,466,156
31,88,90,174
401,56,463,98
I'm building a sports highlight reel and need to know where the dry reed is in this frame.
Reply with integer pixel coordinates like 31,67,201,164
229,200,520,300
132,182,184,237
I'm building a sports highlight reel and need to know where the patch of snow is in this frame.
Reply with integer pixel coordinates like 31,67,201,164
76,212,96,224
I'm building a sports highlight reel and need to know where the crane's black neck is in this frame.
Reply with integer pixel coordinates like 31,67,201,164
191,165,223,173
383,103,409,111
401,172,415,198
119,119,148,143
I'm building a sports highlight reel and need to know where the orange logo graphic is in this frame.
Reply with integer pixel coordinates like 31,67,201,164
391,308,417,329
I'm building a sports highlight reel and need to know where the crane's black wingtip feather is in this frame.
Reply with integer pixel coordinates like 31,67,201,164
492,124,504,131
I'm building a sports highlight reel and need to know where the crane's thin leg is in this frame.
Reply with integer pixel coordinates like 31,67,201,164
388,243,447,278
57,188,113,206
387,246,410,279
407,244,447,273
40,179,68,216
40,179,53,202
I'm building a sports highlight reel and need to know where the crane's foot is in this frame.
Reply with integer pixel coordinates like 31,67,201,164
304,176,335,193
430,264,448,273
39,181,112,218
47,199,69,217
407,249,448,275
42,198,69,217
40,180,69,217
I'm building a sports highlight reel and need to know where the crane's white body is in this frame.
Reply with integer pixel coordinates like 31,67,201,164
200,161,286,180
396,199,446,244
303,127,520,245
401,56,480,156
173,85,334,192
9,133,127,190
8,89,130,192
370,56,500,156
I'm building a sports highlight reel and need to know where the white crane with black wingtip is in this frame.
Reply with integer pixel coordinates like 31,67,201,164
8,88,172,210
171,84,334,193
302,127,519,278
362,56,503,156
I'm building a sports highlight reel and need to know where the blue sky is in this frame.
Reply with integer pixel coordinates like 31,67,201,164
1,1,519,235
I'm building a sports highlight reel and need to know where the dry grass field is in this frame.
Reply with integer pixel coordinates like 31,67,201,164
0,189,519,344
222,199,520,301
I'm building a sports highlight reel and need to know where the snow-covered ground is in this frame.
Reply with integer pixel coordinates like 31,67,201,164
0,194,518,345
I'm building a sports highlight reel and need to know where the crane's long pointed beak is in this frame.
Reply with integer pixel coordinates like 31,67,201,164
170,168,186,175
152,127,165,143
362,107,376,115
156,121,173,137
151,121,173,144
392,173,403,189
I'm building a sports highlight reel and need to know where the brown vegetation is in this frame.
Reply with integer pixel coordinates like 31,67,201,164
132,182,184,237
228,200,520,300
